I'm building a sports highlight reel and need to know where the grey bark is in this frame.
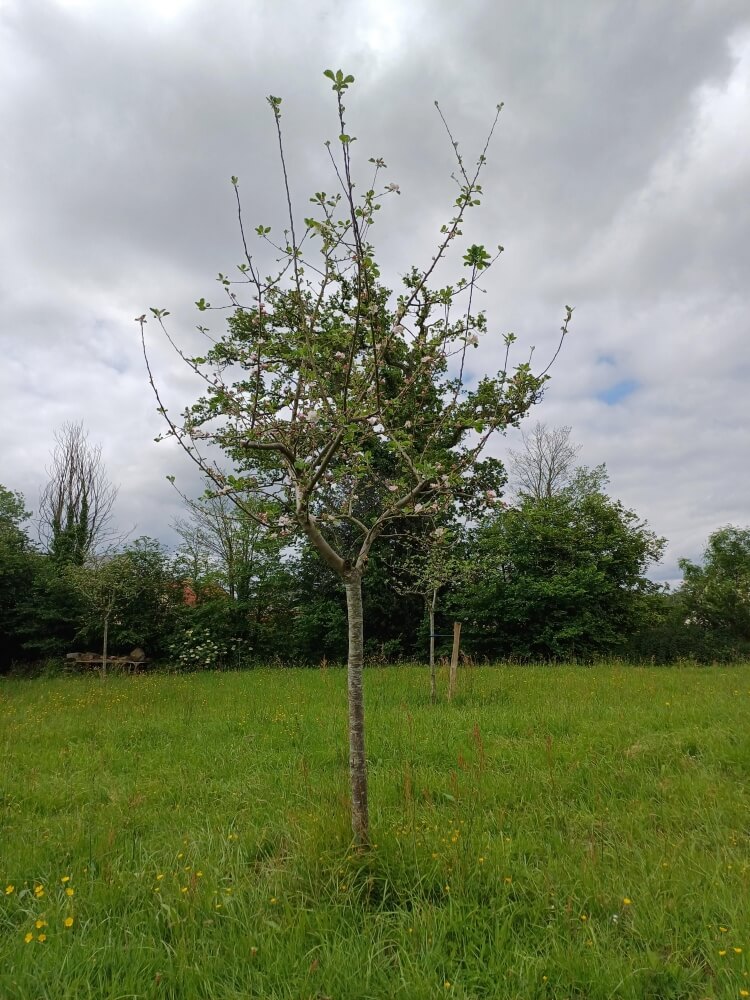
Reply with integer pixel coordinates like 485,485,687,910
429,588,437,705
345,573,369,846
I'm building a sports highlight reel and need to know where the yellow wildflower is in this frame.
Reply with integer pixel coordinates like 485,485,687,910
65,887,74,897
623,898,632,906
35,919,47,929
720,950,728,956
61,876,70,884
735,948,743,954
24,932,33,944
64,916,74,928
4,885,14,895
37,934,47,942
34,885,44,897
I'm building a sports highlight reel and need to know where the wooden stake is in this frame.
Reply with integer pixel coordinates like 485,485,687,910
448,621,462,701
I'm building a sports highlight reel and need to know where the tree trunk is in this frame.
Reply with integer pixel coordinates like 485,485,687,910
428,588,437,705
101,614,109,680
345,573,369,846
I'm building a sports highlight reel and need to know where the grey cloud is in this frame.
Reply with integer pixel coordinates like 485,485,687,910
1,0,749,587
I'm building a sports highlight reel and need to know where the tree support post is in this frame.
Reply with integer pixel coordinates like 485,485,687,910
448,621,462,701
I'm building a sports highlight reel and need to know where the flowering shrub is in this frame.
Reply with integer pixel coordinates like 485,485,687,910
167,626,245,671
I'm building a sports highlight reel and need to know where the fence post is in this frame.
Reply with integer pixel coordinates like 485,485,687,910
448,621,462,701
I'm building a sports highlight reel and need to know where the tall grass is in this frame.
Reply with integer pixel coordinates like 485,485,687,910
1,663,749,999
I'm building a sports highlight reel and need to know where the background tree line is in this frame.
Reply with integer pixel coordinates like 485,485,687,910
1,422,749,673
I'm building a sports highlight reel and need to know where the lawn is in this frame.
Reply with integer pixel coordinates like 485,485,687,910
1,663,749,999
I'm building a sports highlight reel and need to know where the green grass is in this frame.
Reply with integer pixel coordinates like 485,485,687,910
1,663,749,999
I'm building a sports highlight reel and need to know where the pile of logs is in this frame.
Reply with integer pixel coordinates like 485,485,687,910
65,647,149,672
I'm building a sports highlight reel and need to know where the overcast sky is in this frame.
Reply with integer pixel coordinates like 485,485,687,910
1,0,748,583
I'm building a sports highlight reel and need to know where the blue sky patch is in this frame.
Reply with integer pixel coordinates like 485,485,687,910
598,379,639,405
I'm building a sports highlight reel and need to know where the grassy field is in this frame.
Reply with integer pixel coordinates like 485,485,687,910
1,663,749,999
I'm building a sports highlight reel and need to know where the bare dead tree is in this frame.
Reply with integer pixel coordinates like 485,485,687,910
508,422,581,499
38,421,118,564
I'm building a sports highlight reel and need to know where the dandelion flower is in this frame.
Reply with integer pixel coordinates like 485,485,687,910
5,885,14,895
61,876,70,884
64,917,74,928
623,898,632,906
37,934,46,942
735,948,743,954
65,887,74,897
24,932,33,944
